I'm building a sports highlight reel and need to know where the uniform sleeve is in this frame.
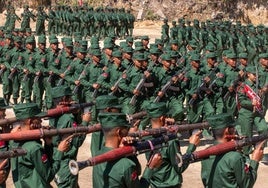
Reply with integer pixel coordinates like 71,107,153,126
30,145,63,183
123,165,152,188
233,155,259,188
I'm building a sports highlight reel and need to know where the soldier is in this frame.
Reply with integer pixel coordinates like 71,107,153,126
9,36,24,105
35,6,48,36
49,86,91,188
161,18,169,46
170,20,178,40
145,102,201,188
33,35,48,109
7,8,20,31
1,34,14,104
93,112,162,188
90,95,122,157
10,103,70,188
236,66,268,155
201,113,264,188
0,98,12,187
21,36,36,103
21,5,35,30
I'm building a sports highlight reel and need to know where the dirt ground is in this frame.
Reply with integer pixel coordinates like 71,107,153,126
1,22,268,188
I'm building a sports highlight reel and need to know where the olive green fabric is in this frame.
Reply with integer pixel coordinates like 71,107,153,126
207,113,235,130
99,112,130,129
13,103,42,120
51,86,72,99
146,102,167,118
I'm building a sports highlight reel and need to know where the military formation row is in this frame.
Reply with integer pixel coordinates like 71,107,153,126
4,4,135,38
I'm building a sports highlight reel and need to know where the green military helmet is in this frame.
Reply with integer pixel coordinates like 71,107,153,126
170,39,179,45
169,51,179,58
149,47,161,55
99,112,130,130
0,98,11,109
126,36,134,43
112,50,122,58
103,38,114,49
77,46,88,53
161,54,172,61
133,52,146,61
155,39,164,46
134,41,144,51
96,95,121,110
163,18,168,23
188,40,198,48
25,36,35,44
226,52,237,59
5,33,13,39
205,43,216,52
90,36,99,44
141,35,149,41
190,53,201,62
38,35,46,44
90,49,102,56
259,53,268,60
51,86,72,99
13,103,45,120
14,36,22,43
65,39,73,47
49,35,58,44
81,40,88,47
90,43,100,50
207,113,235,130
146,102,167,118
245,66,257,75
119,41,127,48
206,52,217,59
13,28,19,33
238,52,248,59
122,46,133,54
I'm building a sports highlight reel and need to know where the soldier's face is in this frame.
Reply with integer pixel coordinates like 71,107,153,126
248,73,256,83
26,43,34,50
142,39,149,46
162,60,171,69
92,55,101,63
134,59,142,68
239,58,248,66
228,58,236,68
260,58,268,67
171,44,178,51
38,43,46,50
105,48,113,56
50,43,58,50
207,58,216,66
123,52,132,60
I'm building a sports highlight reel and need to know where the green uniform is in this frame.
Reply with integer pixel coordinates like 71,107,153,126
236,79,268,154
93,146,153,188
52,113,86,188
11,140,63,188
21,8,35,30
201,143,259,188
148,141,196,188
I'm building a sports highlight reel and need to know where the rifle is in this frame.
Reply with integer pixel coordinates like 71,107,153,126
109,63,133,96
57,68,70,86
0,68,5,77
128,122,209,138
69,133,178,175
129,65,153,105
34,72,41,83
223,77,241,102
22,70,29,82
181,133,268,164
73,62,90,94
0,148,27,159
0,102,95,127
47,73,53,83
8,63,19,80
126,111,147,123
0,124,102,141
154,69,186,102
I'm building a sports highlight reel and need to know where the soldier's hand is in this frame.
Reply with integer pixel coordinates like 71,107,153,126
147,153,162,169
23,69,29,74
158,91,164,98
178,73,184,80
239,70,244,78
36,71,41,76
133,89,140,95
144,70,150,78
171,76,178,83
165,118,175,125
189,130,202,146
10,126,21,133
203,76,210,83
74,80,80,86
252,99,257,106
122,73,127,79
251,140,265,162
60,73,65,78
93,83,100,89
120,136,135,147
0,169,7,184
228,86,234,92
49,71,53,75
192,93,198,100
58,135,73,152
111,86,116,91
0,65,5,69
